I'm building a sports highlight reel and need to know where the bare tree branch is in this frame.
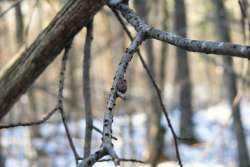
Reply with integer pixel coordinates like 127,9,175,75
98,158,146,164
58,41,81,165
113,3,250,59
0,107,58,129
3,1,250,167
138,51,183,167
0,0,105,119
79,148,106,167
92,125,118,140
0,40,82,165
78,31,145,167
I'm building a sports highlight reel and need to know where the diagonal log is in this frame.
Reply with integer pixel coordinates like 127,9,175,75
0,0,105,119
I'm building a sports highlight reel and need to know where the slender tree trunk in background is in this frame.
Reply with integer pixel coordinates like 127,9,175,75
159,0,168,91
174,0,196,142
134,0,165,166
154,0,168,162
239,0,249,42
14,0,24,47
83,21,93,157
213,1,250,167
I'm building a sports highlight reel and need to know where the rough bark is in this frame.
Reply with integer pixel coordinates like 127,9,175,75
213,1,250,167
115,3,250,59
174,0,195,141
0,0,105,119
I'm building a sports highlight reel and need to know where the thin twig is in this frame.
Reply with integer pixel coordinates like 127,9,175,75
58,41,81,164
92,125,118,140
0,107,58,129
137,37,183,167
0,36,80,167
98,158,146,164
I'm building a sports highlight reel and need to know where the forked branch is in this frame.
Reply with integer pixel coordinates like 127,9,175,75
78,31,145,167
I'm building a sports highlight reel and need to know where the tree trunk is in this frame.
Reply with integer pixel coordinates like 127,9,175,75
213,1,250,167
174,0,196,142
0,0,105,119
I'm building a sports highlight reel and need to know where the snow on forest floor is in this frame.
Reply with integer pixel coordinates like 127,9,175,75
1,101,250,167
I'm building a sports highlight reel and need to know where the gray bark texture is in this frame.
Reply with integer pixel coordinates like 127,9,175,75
115,4,250,58
213,1,250,167
0,0,105,119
